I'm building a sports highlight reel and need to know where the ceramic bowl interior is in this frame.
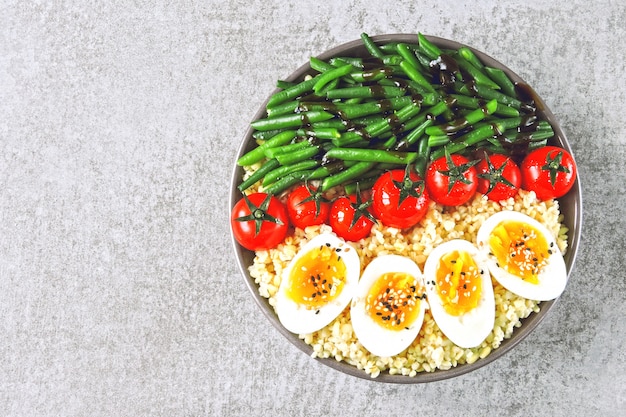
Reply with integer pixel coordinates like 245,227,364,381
230,34,582,383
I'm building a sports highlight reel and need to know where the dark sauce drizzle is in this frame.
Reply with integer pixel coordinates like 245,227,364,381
290,49,550,163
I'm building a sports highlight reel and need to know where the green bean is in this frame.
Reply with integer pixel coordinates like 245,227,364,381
414,136,430,177
262,160,319,186
300,95,417,120
264,140,313,159
252,129,284,142
324,148,418,165
360,33,386,59
429,142,470,161
404,101,450,145
237,158,280,192
307,163,345,180
266,100,299,117
528,139,548,150
456,82,522,109
326,85,406,100
399,59,436,93
457,46,484,69
484,67,517,97
453,53,501,89
418,33,442,59
310,56,336,73
295,127,341,140
396,43,424,71
502,127,555,143
425,99,497,136
427,135,450,147
266,76,320,109
313,64,355,94
276,80,297,89
329,56,366,69
237,130,297,166
321,161,376,191
349,67,394,83
251,110,334,131
275,145,320,165
263,170,316,195
447,94,520,117
366,101,422,138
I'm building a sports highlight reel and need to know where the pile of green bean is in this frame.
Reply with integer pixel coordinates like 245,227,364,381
237,33,553,195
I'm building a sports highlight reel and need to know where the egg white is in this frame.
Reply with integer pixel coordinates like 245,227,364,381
423,239,495,349
476,210,567,301
275,233,360,335
350,255,427,357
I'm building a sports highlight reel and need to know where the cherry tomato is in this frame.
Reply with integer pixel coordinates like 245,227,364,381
231,192,289,251
329,192,376,242
520,146,577,200
371,168,430,229
425,152,479,206
286,184,330,230
476,153,521,202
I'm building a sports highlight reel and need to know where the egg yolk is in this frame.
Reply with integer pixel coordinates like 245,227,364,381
365,272,424,331
436,250,482,316
286,244,347,309
488,220,552,284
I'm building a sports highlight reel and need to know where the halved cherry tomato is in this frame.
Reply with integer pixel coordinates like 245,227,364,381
329,191,376,242
231,192,289,251
476,153,521,202
371,167,430,229
520,146,577,200
425,152,479,206
286,184,330,230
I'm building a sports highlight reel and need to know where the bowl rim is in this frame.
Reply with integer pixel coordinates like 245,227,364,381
229,33,582,383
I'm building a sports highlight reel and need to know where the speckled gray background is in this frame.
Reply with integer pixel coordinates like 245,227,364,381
1,0,624,416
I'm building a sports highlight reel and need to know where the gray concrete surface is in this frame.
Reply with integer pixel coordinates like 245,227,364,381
1,1,624,416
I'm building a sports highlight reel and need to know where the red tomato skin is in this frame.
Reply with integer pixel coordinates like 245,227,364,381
371,170,430,229
425,154,478,206
521,146,577,200
329,196,375,242
286,185,330,230
231,193,289,251
476,154,522,202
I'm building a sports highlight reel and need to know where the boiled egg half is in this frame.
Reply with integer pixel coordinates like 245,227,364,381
476,210,567,301
350,255,427,357
423,239,495,348
275,233,360,335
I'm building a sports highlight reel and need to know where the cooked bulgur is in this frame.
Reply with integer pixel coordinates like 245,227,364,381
248,189,568,378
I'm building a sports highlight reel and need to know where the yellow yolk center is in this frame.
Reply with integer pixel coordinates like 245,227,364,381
365,272,424,331
488,220,552,284
286,244,347,309
436,250,482,316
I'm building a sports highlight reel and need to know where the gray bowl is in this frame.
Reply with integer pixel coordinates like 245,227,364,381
229,34,582,383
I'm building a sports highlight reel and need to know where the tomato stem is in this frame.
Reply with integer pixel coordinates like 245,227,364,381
236,193,284,236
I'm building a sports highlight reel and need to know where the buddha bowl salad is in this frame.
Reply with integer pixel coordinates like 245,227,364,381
231,33,577,378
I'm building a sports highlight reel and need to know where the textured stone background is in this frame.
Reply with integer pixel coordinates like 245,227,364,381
1,1,625,416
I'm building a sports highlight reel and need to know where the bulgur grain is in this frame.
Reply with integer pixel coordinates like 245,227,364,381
247,189,568,378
